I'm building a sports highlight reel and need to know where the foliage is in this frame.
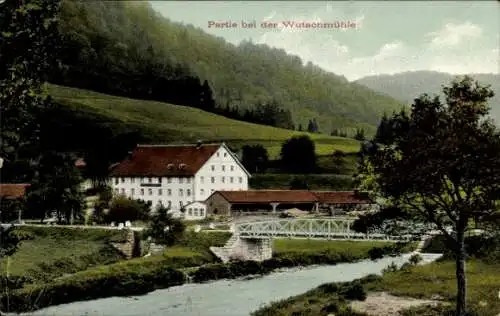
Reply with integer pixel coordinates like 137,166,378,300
0,198,23,222
280,135,317,173
0,225,21,259
25,152,85,222
241,144,269,173
0,0,61,182
357,76,500,316
354,128,366,141
289,177,309,189
145,205,185,246
104,195,151,224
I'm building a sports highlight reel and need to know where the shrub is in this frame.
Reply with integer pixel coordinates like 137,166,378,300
408,253,423,265
339,282,366,301
104,195,151,224
144,206,185,246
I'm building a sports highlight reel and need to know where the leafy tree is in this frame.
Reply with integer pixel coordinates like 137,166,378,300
0,225,21,259
104,195,151,224
280,135,317,174
25,152,84,223
241,144,269,173
357,76,500,316
0,0,62,182
354,128,365,141
307,119,319,133
145,205,185,246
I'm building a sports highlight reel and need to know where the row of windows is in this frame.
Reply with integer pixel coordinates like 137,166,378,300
187,208,205,217
114,177,192,185
201,176,243,184
115,188,216,197
210,165,235,172
142,200,193,208
216,151,228,158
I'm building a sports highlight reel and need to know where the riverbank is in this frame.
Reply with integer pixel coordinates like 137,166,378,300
252,235,500,316
12,254,441,316
0,237,411,313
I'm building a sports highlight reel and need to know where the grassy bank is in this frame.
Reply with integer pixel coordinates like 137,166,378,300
0,235,408,313
252,235,500,316
0,227,128,287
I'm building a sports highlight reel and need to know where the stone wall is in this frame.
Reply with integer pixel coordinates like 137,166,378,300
111,229,135,259
210,234,273,263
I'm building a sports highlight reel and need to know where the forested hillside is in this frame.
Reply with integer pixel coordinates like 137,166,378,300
52,1,403,135
356,71,500,122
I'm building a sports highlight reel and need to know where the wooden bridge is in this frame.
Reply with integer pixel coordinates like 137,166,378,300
235,217,414,242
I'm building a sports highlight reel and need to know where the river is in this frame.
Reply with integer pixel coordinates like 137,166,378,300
19,253,442,316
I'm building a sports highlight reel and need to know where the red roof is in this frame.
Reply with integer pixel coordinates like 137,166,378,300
213,190,371,204
109,144,221,177
312,191,371,204
0,184,30,199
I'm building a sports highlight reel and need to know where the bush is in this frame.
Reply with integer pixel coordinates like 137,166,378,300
104,195,151,224
144,206,185,246
408,253,423,265
339,282,366,301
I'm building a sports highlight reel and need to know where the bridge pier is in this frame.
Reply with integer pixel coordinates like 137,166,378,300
210,235,273,263
270,203,280,213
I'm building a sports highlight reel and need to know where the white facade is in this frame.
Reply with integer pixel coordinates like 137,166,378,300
109,144,249,219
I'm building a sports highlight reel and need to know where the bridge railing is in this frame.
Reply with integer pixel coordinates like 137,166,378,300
235,218,414,242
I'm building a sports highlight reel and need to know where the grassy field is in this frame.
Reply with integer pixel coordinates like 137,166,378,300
252,254,500,316
0,227,127,283
47,84,362,158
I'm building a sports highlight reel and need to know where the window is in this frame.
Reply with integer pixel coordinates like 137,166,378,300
222,165,225,171
230,177,234,183
200,176,204,183
114,178,119,185
167,189,172,196
179,201,183,207
179,189,183,196
158,177,162,183
188,208,193,216
239,177,243,183
148,188,152,196
230,165,234,171
200,189,205,195
121,177,125,183
224,153,227,157
194,208,199,216
179,178,183,184
167,177,172,184
140,188,145,195
148,177,152,183
114,188,119,194
131,188,135,195
211,165,215,171
131,178,135,184
211,177,215,183
187,189,191,196
221,176,225,183
200,209,205,217
158,189,163,196
211,189,215,193
121,188,125,194
186,178,191,184
168,200,171,207
217,152,220,157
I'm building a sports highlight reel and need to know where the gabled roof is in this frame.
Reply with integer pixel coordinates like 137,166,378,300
109,143,221,177
209,190,372,204
0,184,30,199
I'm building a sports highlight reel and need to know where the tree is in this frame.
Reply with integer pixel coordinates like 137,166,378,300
145,205,185,246
0,0,62,182
280,135,317,174
104,195,151,224
357,76,500,316
307,119,319,133
25,152,85,223
289,177,308,190
354,128,365,141
241,144,269,173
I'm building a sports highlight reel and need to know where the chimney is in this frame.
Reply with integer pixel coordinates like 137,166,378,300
196,140,202,149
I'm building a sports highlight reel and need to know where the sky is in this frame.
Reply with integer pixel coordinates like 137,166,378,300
150,1,499,81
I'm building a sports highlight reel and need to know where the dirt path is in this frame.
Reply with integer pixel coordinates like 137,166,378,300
350,292,442,316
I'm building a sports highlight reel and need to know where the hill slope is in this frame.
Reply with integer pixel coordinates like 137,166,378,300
356,71,500,121
47,84,361,158
54,1,404,134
